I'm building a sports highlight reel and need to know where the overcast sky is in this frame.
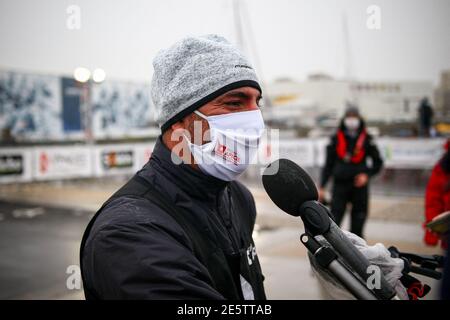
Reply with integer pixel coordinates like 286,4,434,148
0,0,449,85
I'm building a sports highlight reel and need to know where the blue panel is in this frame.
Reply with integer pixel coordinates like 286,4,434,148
61,77,83,132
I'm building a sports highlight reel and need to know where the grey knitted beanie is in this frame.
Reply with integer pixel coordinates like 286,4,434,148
151,34,261,132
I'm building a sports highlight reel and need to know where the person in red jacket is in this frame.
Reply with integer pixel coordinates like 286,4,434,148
424,140,450,249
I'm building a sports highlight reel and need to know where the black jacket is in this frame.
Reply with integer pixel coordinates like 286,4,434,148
320,121,383,187
81,137,266,300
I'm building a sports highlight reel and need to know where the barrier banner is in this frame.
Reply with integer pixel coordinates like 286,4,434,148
313,138,329,167
311,137,446,169
134,143,155,170
278,139,316,167
0,137,447,183
33,146,92,180
0,148,32,183
376,138,446,169
93,145,136,176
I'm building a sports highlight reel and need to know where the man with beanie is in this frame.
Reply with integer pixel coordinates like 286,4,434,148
318,105,383,238
80,35,267,300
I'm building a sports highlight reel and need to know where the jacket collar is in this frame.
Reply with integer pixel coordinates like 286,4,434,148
147,136,229,202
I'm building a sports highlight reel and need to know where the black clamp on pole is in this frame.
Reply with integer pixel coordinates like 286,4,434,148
300,232,377,300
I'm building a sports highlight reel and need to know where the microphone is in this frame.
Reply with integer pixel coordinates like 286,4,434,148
262,159,397,300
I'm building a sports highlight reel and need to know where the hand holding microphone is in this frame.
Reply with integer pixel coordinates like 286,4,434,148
262,158,400,300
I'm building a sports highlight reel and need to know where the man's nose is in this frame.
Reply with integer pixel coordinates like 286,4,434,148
246,101,259,111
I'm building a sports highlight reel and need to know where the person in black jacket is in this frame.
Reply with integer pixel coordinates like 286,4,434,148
318,106,383,238
80,35,267,300
418,97,433,137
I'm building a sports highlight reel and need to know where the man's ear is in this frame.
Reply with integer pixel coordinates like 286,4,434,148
162,119,185,148
166,117,195,166
167,115,194,144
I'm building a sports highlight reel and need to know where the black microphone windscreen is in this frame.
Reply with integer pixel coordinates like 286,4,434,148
262,158,318,216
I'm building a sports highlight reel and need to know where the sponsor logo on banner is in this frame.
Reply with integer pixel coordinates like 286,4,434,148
134,144,154,169
34,147,91,179
39,152,49,174
0,155,23,176
376,138,445,169
101,150,134,170
39,152,87,171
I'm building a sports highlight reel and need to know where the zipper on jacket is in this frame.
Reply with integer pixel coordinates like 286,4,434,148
216,186,240,254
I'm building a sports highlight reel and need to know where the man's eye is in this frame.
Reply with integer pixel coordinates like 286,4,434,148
225,101,242,107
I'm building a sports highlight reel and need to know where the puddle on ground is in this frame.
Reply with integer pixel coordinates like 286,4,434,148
12,207,45,219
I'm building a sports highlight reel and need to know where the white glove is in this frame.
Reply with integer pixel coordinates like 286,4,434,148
308,230,409,300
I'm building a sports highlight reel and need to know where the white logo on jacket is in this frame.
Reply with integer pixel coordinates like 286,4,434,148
246,243,257,266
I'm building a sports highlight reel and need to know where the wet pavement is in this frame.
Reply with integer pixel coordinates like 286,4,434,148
0,200,90,299
0,178,445,300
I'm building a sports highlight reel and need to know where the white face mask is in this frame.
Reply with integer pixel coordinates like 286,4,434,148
184,109,265,181
344,117,360,130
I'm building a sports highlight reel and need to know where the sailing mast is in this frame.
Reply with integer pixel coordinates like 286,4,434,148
342,11,358,106
232,0,272,107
